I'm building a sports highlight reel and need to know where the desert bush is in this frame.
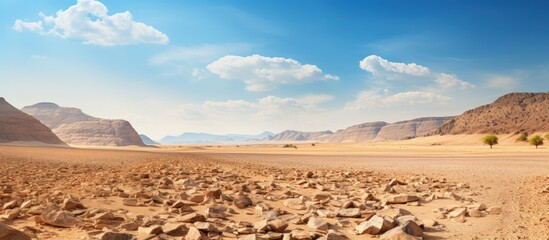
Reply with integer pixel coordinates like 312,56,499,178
529,135,544,149
482,135,499,149
517,133,528,142
283,144,298,149
545,133,549,140
311,143,316,146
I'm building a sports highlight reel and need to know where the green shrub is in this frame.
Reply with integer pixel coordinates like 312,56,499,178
482,135,498,149
517,133,528,142
529,135,544,149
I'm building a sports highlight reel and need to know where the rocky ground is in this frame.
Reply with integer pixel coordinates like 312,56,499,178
0,145,548,239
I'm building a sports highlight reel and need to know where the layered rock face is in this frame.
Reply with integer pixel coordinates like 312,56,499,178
266,130,333,141
326,121,388,143
374,117,453,141
432,92,549,135
22,103,145,146
326,118,452,143
0,98,65,145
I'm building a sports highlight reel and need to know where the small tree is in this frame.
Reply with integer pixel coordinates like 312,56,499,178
529,135,544,149
482,135,499,149
517,133,528,142
545,133,549,140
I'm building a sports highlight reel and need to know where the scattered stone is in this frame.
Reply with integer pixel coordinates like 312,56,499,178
185,227,208,240
385,194,419,204
162,223,189,236
234,195,253,209
307,217,329,231
0,223,31,240
99,232,135,240
356,215,394,235
40,204,78,228
181,213,206,223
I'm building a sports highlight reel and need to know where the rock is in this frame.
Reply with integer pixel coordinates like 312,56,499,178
313,192,331,201
336,208,361,218
422,219,438,227
162,223,189,236
185,227,208,240
194,222,218,232
307,217,329,231
268,219,289,233
380,221,423,240
205,207,226,218
62,195,85,210
138,225,163,235
355,215,394,235
234,195,253,208
180,213,206,223
468,209,483,217
447,208,466,218
122,198,139,206
385,194,419,204
254,220,269,232
99,232,135,240
2,200,17,210
291,230,313,240
0,223,31,240
319,232,349,240
239,234,257,240
0,209,20,220
40,203,77,228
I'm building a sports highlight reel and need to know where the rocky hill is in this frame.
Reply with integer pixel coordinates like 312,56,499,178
22,103,145,146
326,117,452,143
266,130,333,141
0,98,65,145
432,92,549,135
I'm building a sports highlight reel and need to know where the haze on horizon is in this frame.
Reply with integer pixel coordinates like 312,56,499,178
2,0,549,139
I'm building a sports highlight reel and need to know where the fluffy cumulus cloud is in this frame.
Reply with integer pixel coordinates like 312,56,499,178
345,90,450,111
207,54,339,91
360,55,430,78
435,73,475,90
359,55,474,90
12,0,168,46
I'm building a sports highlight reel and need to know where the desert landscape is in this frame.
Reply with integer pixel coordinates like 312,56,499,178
2,1,549,239
2,93,549,240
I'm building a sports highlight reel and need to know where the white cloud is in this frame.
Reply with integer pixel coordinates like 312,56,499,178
345,90,450,111
435,73,476,90
359,55,430,78
207,54,339,92
486,75,520,89
359,55,474,90
13,19,43,32
13,0,168,46
296,94,335,107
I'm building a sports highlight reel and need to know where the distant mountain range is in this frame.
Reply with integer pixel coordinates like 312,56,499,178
3,92,549,146
261,117,453,143
161,131,274,144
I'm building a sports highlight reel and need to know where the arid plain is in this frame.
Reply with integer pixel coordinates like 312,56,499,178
1,136,548,240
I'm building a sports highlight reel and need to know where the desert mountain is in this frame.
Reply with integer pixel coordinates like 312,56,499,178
161,131,273,144
326,117,452,143
139,134,159,145
266,130,333,141
22,103,145,146
433,92,549,135
0,98,65,145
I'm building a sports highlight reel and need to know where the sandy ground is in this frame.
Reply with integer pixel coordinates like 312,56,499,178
0,139,548,239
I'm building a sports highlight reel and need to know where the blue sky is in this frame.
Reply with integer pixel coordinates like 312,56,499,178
1,0,549,139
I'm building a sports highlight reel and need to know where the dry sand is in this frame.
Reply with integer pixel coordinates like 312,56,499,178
0,138,548,239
